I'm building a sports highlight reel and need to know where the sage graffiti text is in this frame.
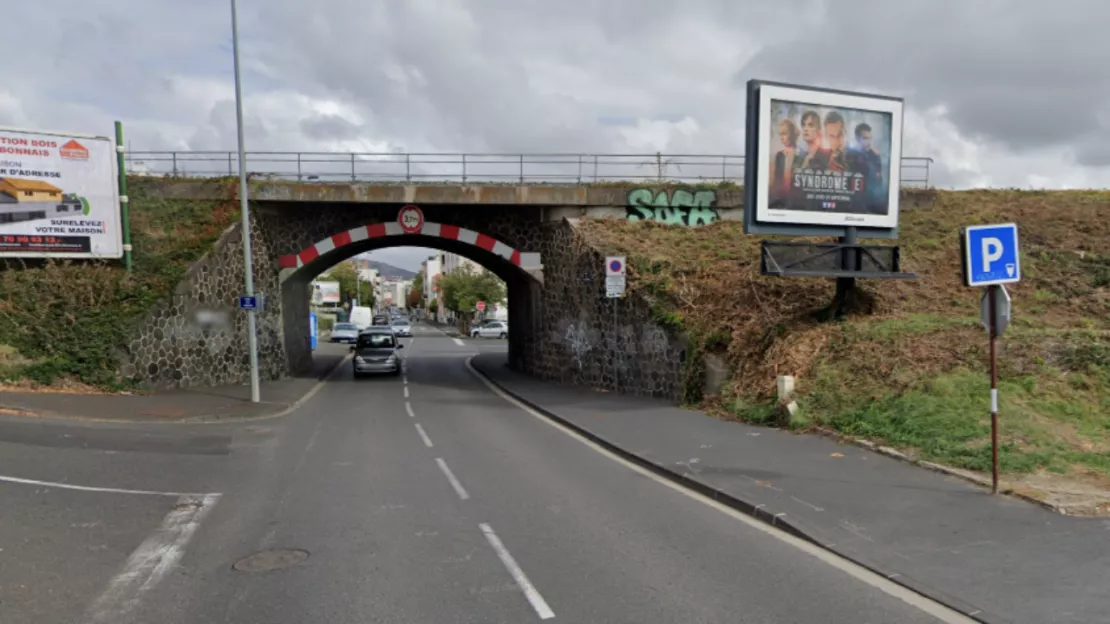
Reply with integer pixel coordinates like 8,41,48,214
626,188,718,226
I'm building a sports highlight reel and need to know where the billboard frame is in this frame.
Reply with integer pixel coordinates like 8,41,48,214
0,125,124,259
743,79,904,240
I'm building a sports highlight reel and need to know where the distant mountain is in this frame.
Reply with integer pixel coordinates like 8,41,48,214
365,260,417,279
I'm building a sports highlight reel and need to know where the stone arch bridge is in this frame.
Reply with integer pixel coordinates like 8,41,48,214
124,182,745,400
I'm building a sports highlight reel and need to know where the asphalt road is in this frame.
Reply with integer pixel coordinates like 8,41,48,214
0,324,963,623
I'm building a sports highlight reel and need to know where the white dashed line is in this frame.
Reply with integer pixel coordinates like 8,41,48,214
435,458,470,500
86,494,221,623
403,386,410,398
414,423,434,448
465,357,977,624
479,523,555,620
405,401,415,418
453,338,466,346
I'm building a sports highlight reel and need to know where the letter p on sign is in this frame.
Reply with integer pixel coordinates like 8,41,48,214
961,223,1021,287
981,237,1004,272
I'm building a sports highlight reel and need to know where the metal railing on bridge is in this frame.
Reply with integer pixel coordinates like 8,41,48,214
124,151,934,188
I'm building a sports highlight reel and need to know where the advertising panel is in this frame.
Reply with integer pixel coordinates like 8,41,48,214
312,280,340,304
0,127,122,258
752,84,903,230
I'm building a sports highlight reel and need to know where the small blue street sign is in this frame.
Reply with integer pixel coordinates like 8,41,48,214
962,223,1020,287
238,295,259,310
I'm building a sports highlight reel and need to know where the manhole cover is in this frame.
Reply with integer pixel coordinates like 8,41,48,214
232,548,310,572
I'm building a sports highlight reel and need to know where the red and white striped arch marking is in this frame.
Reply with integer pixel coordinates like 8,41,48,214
277,221,542,271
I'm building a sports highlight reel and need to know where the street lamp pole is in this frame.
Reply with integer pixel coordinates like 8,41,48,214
231,0,261,403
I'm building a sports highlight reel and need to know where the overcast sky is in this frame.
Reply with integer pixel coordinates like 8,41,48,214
7,0,1107,270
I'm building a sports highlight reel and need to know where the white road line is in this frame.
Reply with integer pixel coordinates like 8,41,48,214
479,523,556,620
403,376,408,385
403,386,410,398
465,358,977,624
435,457,470,500
405,401,415,418
414,423,434,448
453,338,466,346
0,474,212,497
86,493,220,623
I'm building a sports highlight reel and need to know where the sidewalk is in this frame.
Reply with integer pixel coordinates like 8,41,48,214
472,353,1110,624
0,346,348,424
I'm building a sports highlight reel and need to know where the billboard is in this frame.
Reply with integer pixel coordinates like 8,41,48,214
312,280,340,304
751,83,903,230
0,127,122,258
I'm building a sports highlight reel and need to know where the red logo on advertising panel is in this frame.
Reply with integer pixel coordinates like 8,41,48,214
60,140,89,161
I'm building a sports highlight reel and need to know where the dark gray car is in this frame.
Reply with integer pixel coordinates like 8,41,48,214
351,330,403,378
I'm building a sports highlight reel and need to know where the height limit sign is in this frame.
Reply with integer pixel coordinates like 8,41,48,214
605,256,626,298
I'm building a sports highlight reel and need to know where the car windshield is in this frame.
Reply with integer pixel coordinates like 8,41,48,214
357,333,395,349
334,323,356,331
393,320,409,326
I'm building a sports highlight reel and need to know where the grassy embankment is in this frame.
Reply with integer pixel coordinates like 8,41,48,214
0,178,238,389
580,189,1110,498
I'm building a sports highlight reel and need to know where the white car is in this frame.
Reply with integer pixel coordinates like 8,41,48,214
470,321,507,339
391,318,412,337
330,322,360,343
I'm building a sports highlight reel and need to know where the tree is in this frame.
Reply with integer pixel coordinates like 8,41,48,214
406,285,423,309
320,261,374,308
437,265,506,327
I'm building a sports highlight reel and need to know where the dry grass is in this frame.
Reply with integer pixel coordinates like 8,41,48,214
579,189,1110,497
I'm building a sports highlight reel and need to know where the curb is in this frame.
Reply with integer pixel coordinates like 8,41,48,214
812,426,1070,517
469,358,1000,624
0,355,350,426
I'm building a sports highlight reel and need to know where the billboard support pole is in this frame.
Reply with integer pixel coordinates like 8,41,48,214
231,0,261,403
834,226,858,317
114,121,133,272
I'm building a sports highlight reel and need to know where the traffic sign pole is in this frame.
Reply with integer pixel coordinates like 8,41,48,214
988,285,1000,494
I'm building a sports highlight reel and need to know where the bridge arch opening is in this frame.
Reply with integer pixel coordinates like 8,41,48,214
277,221,543,375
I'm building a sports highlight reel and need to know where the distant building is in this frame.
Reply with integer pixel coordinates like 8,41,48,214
442,252,481,275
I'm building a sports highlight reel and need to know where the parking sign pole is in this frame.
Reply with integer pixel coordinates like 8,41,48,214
231,0,260,403
988,284,1000,494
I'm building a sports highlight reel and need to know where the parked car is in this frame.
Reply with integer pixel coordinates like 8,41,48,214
391,318,412,337
470,320,508,339
350,329,404,378
330,322,360,343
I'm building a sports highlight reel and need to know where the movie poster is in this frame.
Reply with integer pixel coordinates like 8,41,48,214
753,85,903,229
0,127,122,258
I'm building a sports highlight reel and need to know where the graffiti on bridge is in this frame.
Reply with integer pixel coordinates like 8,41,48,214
626,188,719,226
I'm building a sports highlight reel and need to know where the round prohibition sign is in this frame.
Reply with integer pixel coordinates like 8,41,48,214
398,204,425,234
609,259,623,273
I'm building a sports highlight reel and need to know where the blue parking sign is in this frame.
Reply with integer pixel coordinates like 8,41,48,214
962,223,1020,287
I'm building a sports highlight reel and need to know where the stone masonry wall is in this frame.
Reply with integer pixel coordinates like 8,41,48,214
528,219,687,401
120,213,287,388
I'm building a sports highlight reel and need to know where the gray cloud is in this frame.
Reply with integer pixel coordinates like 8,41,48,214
1,0,1107,191
738,0,1110,154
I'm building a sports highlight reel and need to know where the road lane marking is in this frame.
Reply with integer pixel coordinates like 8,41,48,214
414,423,434,448
453,338,466,346
403,386,410,398
405,401,415,418
466,358,977,624
0,474,213,497
86,493,221,623
435,457,469,500
479,523,555,620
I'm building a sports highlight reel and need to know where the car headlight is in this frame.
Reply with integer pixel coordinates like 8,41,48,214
355,356,365,364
